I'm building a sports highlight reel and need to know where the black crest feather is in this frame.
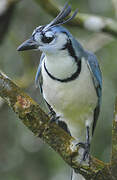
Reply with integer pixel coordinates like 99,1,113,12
43,2,78,31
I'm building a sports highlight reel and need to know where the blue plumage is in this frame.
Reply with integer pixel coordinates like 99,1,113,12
35,53,45,92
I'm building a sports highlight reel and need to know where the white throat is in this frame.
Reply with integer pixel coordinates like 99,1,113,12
44,50,78,79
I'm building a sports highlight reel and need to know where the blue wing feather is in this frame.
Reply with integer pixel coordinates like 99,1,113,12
86,51,102,134
72,36,102,134
86,51,102,102
35,53,45,92
71,37,102,102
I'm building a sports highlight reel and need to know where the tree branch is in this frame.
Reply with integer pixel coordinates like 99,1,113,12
0,71,117,179
0,71,79,168
35,0,117,38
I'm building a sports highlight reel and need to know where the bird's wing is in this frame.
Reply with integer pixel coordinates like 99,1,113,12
71,38,102,98
71,38,102,133
35,53,45,93
86,51,102,135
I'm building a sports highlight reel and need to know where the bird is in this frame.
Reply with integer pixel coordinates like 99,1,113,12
17,2,102,168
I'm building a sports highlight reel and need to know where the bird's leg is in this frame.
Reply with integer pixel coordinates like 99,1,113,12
47,104,60,123
77,126,90,161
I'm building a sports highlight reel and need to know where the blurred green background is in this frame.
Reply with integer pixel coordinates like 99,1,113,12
0,0,116,179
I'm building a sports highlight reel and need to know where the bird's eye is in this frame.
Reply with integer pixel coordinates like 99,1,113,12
41,35,54,43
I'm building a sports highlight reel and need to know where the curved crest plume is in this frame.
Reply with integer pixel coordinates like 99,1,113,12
43,2,78,31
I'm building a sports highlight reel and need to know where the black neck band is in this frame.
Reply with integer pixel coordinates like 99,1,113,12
44,38,81,83
44,59,81,83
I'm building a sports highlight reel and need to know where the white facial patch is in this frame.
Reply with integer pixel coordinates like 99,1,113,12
54,33,67,49
39,32,68,53
32,26,43,43
32,26,41,35
34,32,41,42
45,31,54,38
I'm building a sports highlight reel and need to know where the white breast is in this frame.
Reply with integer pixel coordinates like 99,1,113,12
41,55,97,141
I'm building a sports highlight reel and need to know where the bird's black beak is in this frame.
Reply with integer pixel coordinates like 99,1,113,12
17,37,38,51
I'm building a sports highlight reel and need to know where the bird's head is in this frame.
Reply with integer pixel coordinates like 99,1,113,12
17,3,78,54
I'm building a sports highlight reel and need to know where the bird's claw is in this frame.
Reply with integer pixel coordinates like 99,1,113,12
77,142,90,161
48,109,59,124
49,115,60,124
48,110,56,119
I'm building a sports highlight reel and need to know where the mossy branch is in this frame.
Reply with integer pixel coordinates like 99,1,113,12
0,71,117,179
35,0,117,37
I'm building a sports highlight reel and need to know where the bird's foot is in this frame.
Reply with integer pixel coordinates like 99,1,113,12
77,126,90,162
50,115,60,124
48,109,60,124
77,141,90,161
48,109,56,120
